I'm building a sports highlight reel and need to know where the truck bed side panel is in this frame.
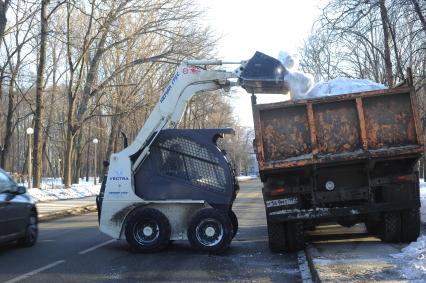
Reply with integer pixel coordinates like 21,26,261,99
314,100,361,154
364,93,417,149
260,106,311,162
253,87,424,172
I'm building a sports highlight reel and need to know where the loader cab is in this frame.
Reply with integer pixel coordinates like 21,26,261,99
133,128,238,211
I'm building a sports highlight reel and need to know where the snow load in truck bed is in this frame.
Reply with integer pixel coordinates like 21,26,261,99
277,52,387,99
306,77,387,98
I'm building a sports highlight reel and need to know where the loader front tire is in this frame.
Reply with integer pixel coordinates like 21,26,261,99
125,208,171,253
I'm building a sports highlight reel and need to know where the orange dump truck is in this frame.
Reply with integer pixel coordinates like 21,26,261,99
251,81,424,252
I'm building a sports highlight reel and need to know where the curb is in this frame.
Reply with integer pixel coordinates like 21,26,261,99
38,205,98,222
304,245,322,283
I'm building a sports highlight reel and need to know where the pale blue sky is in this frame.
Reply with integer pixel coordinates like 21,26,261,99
199,0,327,126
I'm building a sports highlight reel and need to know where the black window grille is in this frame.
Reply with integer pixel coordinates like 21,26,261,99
154,137,226,191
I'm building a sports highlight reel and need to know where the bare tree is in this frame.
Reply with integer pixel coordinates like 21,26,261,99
32,0,50,188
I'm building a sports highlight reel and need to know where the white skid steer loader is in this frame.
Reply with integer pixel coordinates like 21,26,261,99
96,51,289,253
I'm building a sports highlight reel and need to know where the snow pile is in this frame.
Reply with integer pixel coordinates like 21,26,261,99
389,179,426,280
306,77,387,98
277,51,387,99
21,178,101,202
391,236,426,280
278,51,314,99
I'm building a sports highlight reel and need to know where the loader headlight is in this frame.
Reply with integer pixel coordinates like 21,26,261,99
325,180,335,191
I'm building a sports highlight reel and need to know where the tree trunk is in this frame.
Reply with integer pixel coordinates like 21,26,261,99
64,128,74,187
33,0,50,188
0,0,10,43
1,77,15,170
423,157,426,181
85,144,90,182
64,85,77,187
379,0,394,87
72,130,83,184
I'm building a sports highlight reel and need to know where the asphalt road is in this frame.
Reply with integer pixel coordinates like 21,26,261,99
0,179,302,283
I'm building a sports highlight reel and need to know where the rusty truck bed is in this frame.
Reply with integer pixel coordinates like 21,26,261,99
252,86,424,172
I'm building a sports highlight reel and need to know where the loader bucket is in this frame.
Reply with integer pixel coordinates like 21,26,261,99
238,51,289,94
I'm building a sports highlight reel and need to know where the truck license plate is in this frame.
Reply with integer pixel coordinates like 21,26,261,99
266,197,298,208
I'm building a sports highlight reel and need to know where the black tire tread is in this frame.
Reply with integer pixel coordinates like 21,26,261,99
187,208,233,254
229,210,238,239
267,222,287,253
125,207,171,253
365,219,379,235
401,208,420,243
17,212,38,247
380,211,401,243
285,221,305,252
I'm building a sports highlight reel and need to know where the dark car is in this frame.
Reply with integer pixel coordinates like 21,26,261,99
0,168,38,247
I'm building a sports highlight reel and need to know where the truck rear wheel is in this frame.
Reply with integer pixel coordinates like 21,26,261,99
187,208,233,254
365,220,379,235
125,208,171,253
285,221,305,252
380,211,401,243
400,208,420,242
267,222,287,253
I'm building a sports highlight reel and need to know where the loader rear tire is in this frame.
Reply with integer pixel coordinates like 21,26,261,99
267,221,287,253
380,211,401,243
401,208,420,243
125,208,171,253
187,208,233,254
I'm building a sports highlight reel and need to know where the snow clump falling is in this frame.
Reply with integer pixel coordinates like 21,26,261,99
278,51,314,100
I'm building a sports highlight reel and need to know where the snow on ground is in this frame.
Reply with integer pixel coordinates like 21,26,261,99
237,175,258,181
22,178,101,203
389,179,426,280
392,235,426,280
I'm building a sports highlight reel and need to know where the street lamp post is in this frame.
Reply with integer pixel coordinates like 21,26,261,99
57,158,61,180
26,127,34,189
92,138,99,185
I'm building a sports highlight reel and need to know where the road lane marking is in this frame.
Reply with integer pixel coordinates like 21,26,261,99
79,239,116,254
4,260,65,283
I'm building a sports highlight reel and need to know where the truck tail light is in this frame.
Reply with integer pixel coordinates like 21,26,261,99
396,175,413,182
270,187,286,196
